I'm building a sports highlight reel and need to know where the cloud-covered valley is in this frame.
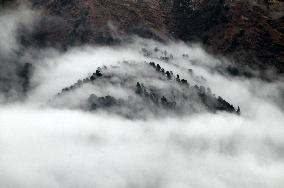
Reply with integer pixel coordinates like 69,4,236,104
0,4,284,188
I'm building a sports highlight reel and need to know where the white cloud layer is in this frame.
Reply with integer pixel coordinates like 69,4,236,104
0,4,283,188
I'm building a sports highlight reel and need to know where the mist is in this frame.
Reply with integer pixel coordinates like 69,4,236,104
0,4,38,101
0,4,284,188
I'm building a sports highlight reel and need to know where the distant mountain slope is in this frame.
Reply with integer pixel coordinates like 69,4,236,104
168,0,284,77
20,0,283,77
27,0,168,46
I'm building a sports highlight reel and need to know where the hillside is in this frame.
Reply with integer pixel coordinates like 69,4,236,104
18,0,283,77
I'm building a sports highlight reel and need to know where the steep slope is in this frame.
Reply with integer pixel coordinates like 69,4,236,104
168,0,284,77
23,0,284,76
26,0,168,46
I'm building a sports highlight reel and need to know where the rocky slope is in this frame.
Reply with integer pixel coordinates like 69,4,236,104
20,0,283,77
25,0,168,46
170,0,284,77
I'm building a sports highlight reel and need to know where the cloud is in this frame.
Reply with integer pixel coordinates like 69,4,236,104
0,4,37,55
0,101,283,188
0,4,39,101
